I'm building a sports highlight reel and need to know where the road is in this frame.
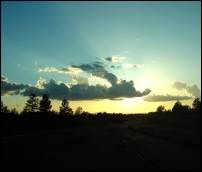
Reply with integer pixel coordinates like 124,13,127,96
2,124,152,170
2,121,201,170
120,121,201,171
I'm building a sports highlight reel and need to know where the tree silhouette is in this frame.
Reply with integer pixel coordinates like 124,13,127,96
23,93,39,113
192,98,201,112
39,94,52,113
182,105,191,113
1,101,9,113
172,100,191,113
172,101,183,113
156,105,165,113
75,106,83,115
59,99,73,115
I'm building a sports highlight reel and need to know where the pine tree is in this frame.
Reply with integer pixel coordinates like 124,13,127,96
39,94,52,113
192,98,201,112
59,99,73,115
23,93,39,113
1,101,9,113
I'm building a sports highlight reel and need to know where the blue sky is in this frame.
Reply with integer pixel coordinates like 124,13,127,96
1,1,201,113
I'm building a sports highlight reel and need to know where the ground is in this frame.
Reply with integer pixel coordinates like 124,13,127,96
1,113,201,170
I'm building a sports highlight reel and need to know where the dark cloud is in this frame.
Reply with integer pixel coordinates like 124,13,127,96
105,57,112,62
1,75,29,96
92,71,118,86
3,60,151,100
144,94,192,102
72,62,118,86
173,81,201,98
110,65,121,69
22,79,70,100
21,78,151,100
104,55,126,63
108,80,150,98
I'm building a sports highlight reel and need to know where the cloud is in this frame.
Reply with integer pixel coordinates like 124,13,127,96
122,63,142,69
38,62,118,86
110,65,121,69
3,59,151,100
173,81,201,98
22,79,70,100
173,81,187,90
72,62,118,86
186,85,201,98
108,80,151,98
1,75,29,96
144,94,192,102
38,67,59,73
104,55,126,63
71,62,105,72
1,75,8,82
72,76,88,85
21,77,151,100
35,77,47,89
38,66,82,75
61,66,83,74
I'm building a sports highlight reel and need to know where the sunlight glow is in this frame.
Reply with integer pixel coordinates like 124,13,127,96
122,97,142,107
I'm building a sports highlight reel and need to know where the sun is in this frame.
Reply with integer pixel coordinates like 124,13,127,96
122,97,143,107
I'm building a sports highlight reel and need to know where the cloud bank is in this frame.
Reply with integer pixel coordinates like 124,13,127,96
1,75,29,96
2,60,151,100
144,94,192,102
21,78,151,100
173,81,201,98
72,62,118,86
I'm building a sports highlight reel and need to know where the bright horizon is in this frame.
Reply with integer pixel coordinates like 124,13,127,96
1,1,201,113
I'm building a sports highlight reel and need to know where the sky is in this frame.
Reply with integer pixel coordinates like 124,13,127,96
1,1,201,113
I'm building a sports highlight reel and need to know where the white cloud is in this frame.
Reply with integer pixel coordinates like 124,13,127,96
38,67,59,73
88,74,112,88
72,76,88,85
61,66,83,74
112,55,126,62
35,77,47,89
105,55,126,63
38,66,82,75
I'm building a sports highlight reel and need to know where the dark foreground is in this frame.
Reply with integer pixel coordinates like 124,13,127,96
1,112,201,170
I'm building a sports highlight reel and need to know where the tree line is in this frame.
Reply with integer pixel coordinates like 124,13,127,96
1,93,201,115
1,93,83,115
156,98,201,113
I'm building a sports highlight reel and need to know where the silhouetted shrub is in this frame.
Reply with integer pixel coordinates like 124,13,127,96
172,101,183,113
75,106,83,115
156,105,166,113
